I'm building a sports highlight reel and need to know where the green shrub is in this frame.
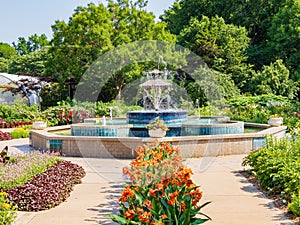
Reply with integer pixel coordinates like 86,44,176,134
225,94,300,130
0,103,39,122
243,136,300,216
288,192,300,216
10,128,29,139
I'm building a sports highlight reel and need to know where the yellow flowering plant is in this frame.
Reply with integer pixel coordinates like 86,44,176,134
270,114,282,118
0,192,17,225
109,141,211,225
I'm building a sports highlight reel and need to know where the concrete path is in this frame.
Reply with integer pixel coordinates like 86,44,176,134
3,138,297,225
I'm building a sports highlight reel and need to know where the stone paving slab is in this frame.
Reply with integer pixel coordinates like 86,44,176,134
5,138,297,225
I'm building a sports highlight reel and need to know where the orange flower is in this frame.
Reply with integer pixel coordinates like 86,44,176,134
177,166,193,180
169,190,179,199
149,188,156,197
160,214,168,219
136,146,146,155
139,212,152,223
144,200,152,209
167,199,176,205
186,179,196,188
180,201,186,211
156,222,163,225
191,189,203,206
156,182,164,191
119,185,136,202
168,190,179,205
136,207,144,214
124,209,135,220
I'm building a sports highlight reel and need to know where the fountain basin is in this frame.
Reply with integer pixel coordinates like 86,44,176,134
29,123,286,158
71,123,132,137
29,123,287,158
70,116,242,137
182,120,244,135
127,110,188,126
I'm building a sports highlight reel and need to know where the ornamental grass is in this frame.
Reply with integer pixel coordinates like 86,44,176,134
110,141,211,225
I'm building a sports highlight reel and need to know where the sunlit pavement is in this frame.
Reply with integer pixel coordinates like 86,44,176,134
5,138,296,225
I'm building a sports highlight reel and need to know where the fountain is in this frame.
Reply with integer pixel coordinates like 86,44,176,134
64,64,247,138
127,68,188,137
29,59,287,158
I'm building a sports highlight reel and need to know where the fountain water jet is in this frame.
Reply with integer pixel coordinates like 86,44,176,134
127,67,188,137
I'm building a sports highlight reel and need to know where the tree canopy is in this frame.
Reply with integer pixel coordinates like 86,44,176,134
8,48,48,76
162,0,300,100
46,1,176,101
12,34,49,56
0,43,17,58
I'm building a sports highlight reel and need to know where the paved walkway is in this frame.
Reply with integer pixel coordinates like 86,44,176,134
2,138,297,225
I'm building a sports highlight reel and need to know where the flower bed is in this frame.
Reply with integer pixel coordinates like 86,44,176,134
5,160,85,211
0,151,85,224
0,191,17,225
110,141,211,224
0,121,32,129
0,131,12,141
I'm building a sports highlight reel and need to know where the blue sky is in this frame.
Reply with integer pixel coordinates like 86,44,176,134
0,0,175,45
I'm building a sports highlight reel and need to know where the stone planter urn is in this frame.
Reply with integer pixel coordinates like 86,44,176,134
32,121,47,130
268,117,283,127
148,129,166,138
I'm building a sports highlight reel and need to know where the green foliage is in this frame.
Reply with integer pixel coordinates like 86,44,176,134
110,142,211,224
46,2,176,102
249,60,297,98
177,15,253,95
12,34,49,55
0,57,9,72
0,104,39,122
162,0,300,100
10,128,29,139
40,82,68,109
0,192,17,225
0,43,17,59
266,0,300,84
242,136,300,216
95,100,142,117
42,101,73,126
224,94,300,134
8,48,48,76
179,16,249,66
288,192,300,216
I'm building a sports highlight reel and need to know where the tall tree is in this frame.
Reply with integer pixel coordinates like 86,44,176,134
267,0,300,84
46,3,114,84
0,43,17,58
161,0,290,69
46,1,176,101
248,60,297,98
8,48,48,76
0,57,9,72
0,43,17,72
12,34,49,55
178,16,251,91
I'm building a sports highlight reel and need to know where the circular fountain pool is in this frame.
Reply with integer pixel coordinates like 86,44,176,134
69,116,244,137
